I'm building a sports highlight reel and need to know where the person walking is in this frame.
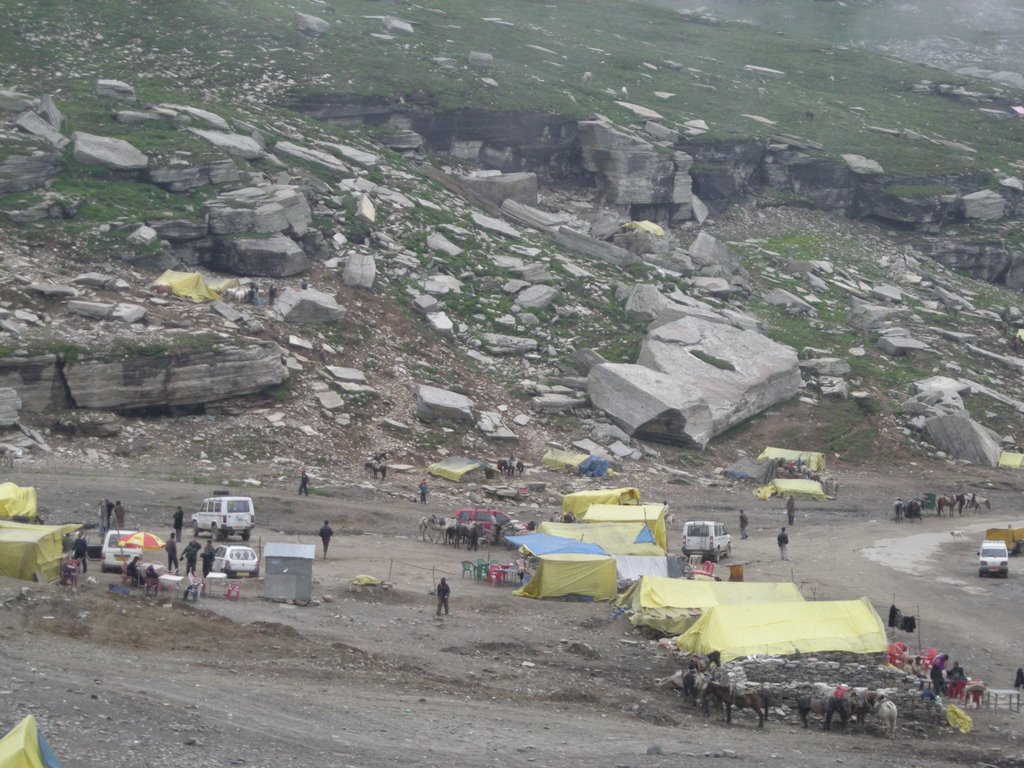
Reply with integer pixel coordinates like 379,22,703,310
298,467,310,496
786,495,795,526
777,527,790,560
201,541,216,578
113,500,126,530
172,506,184,542
419,479,429,504
165,535,179,573
72,531,88,574
319,520,334,559
182,539,201,576
435,577,450,616
739,510,749,540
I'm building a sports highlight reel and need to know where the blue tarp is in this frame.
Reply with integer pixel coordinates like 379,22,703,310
506,533,607,556
579,455,610,477
634,526,656,544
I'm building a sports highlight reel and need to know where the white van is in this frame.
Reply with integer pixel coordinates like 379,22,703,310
191,494,255,541
681,520,732,563
978,540,1009,578
100,529,142,573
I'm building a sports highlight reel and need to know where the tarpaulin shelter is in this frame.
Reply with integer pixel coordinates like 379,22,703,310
0,484,37,521
538,521,664,556
723,457,776,484
542,449,590,471
998,451,1024,469
753,478,829,501
562,487,640,516
675,596,887,662
153,270,229,303
427,457,488,483
0,521,81,582
622,220,665,237
617,576,804,636
579,504,667,551
0,715,62,768
578,455,610,478
513,554,618,601
505,533,607,557
757,447,826,472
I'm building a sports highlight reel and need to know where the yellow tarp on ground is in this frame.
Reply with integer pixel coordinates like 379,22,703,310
617,577,805,636
541,449,590,471
513,554,618,601
0,714,62,768
946,703,972,733
427,457,485,483
562,487,641,517
0,521,81,582
998,451,1024,468
753,478,829,501
758,447,827,472
538,521,665,556
675,596,887,662
621,220,665,237
0,483,37,521
153,270,223,302
579,504,667,550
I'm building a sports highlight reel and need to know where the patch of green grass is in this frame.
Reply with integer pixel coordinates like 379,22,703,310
691,349,736,371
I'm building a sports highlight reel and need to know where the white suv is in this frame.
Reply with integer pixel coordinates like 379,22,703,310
978,540,1009,578
191,495,255,541
681,520,732,563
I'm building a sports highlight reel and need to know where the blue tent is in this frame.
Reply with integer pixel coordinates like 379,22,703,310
505,533,607,556
578,455,610,477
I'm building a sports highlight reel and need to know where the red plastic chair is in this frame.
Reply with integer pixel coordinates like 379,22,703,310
225,580,242,601
946,679,966,701
692,561,716,579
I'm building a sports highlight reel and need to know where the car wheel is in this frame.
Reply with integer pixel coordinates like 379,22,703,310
241,529,251,542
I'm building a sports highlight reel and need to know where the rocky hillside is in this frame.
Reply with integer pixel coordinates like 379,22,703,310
1,0,1024,484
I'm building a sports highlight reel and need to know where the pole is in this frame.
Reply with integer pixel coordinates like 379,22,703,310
387,559,393,583
916,604,922,654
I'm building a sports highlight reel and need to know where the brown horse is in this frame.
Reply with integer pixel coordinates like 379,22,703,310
706,681,769,728
936,495,957,517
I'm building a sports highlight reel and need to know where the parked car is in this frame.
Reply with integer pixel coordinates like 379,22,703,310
100,529,142,573
978,540,1009,578
212,545,260,578
681,520,732,563
455,508,515,532
191,493,255,541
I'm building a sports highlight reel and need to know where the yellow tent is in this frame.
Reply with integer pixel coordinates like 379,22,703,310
538,521,665,556
616,577,804,635
562,487,641,517
0,483,37,521
0,715,62,768
757,447,826,472
579,504,667,550
513,554,618,601
998,451,1024,468
153,270,223,302
675,596,888,662
621,220,665,237
753,478,829,501
0,521,81,582
541,449,590,471
427,457,486,483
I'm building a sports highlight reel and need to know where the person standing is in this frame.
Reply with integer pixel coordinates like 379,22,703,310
777,527,790,561
419,479,429,504
113,500,126,530
182,539,200,576
298,467,310,496
319,520,334,559
103,498,114,532
172,506,184,542
786,495,796,526
435,577,450,616
72,531,88,574
201,541,216,578
165,535,178,573
931,653,948,696
739,510,749,540
268,284,278,306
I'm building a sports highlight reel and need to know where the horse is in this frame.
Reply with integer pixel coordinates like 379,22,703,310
956,493,967,516
463,523,480,552
364,459,382,479
797,694,850,731
419,514,445,543
876,697,898,739
515,459,525,476
846,689,882,731
706,681,769,728
444,519,459,547
936,495,957,517
893,499,904,524
903,499,922,521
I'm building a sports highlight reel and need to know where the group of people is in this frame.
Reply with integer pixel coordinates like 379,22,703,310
244,282,278,306
163,536,217,578
97,498,127,534
734,499,794,559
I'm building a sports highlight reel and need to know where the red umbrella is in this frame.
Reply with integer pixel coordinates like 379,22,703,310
117,531,166,550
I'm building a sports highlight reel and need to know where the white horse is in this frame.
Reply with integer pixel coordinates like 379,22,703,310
877,697,897,739
419,514,445,543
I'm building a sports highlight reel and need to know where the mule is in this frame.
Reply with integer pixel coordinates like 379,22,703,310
797,694,850,731
706,681,769,728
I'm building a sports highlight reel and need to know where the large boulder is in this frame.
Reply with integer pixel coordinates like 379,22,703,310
188,128,263,159
588,363,714,448
0,355,71,412
342,252,377,289
415,384,475,423
847,302,898,331
72,132,148,170
148,159,238,192
63,342,287,411
0,151,60,194
688,232,741,278
961,190,1005,221
205,185,312,236
924,412,1001,467
295,12,330,36
636,317,801,437
276,287,345,324
624,284,668,321
514,284,559,311
210,234,309,277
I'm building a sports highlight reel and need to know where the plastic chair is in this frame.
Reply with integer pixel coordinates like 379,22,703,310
120,563,131,585
461,560,475,578
225,580,242,601
144,575,160,596
947,679,966,701
692,561,716,579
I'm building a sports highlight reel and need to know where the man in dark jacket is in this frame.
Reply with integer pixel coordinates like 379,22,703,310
165,535,178,573
201,541,217,577
777,527,790,561
182,540,201,576
172,507,185,542
435,577,450,616
319,521,334,559
72,531,88,574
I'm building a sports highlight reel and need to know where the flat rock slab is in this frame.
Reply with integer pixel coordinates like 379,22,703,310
73,132,148,170
471,211,521,239
416,384,475,422
276,287,345,324
189,128,263,159
877,334,930,356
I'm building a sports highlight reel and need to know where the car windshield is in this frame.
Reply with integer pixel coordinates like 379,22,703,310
981,547,1004,557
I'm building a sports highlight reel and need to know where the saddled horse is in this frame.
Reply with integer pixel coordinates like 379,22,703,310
462,523,481,551
903,499,922,521
798,694,850,731
846,689,882,731
936,494,957,517
419,514,446,543
444,519,460,547
706,681,769,728
364,451,389,479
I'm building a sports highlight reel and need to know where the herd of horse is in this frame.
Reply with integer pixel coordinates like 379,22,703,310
418,514,502,551
660,654,897,738
893,492,988,522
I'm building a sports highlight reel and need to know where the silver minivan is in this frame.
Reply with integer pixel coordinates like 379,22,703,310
681,520,732,562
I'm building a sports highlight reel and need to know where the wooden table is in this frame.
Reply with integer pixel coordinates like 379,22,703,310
985,689,1022,712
